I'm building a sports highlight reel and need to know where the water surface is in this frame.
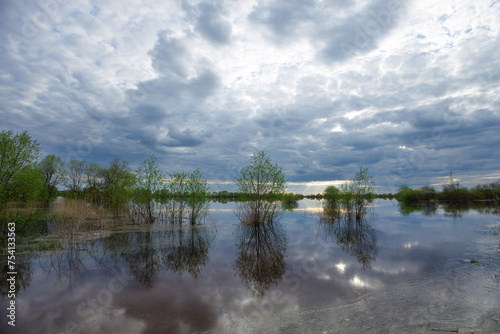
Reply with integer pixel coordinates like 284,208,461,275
1,200,499,333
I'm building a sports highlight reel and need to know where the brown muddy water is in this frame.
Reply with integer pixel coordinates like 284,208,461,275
1,199,499,333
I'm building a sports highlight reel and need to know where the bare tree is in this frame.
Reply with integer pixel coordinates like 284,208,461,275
64,160,86,199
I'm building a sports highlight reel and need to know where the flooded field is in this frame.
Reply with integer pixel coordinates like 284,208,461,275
1,199,499,333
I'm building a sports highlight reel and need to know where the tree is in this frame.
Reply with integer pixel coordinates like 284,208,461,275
185,168,210,224
6,165,45,204
38,154,65,201
322,185,342,220
419,185,437,201
165,171,189,223
323,185,341,201
343,166,376,218
281,193,299,211
234,151,286,223
134,155,164,222
0,129,41,206
101,158,135,214
84,162,103,205
64,160,86,199
439,173,470,202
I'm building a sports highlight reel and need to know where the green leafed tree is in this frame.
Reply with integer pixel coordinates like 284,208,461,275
6,165,46,204
162,168,211,224
419,185,437,201
0,129,41,207
165,171,189,223
234,151,286,223
102,158,136,215
186,168,210,224
322,185,342,220
134,155,164,222
38,154,65,201
343,166,376,218
323,185,341,201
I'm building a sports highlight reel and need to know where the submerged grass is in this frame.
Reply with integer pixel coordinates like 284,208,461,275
51,199,115,223
49,199,119,249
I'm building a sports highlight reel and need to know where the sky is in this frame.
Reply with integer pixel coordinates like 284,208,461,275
1,0,499,194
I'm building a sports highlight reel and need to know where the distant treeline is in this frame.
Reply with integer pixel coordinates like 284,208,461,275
395,180,500,203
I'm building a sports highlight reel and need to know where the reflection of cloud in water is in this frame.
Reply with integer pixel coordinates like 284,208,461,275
335,262,346,273
349,275,385,290
319,274,331,280
350,275,368,288
3,200,500,334
404,241,419,249
10,271,147,334
72,308,146,334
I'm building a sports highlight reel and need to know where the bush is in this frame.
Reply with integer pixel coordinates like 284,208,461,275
439,182,470,202
234,151,286,223
323,185,341,201
396,185,437,203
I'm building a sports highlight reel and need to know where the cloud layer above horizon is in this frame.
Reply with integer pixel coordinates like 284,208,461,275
1,0,499,192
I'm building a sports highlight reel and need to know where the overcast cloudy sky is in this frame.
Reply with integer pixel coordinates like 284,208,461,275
1,0,499,193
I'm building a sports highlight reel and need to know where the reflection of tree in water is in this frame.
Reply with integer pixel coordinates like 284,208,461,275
319,206,378,269
398,201,438,216
474,203,500,216
117,231,163,289
1,242,90,296
103,224,214,289
0,259,32,297
234,221,287,297
281,200,299,212
236,199,283,224
442,202,472,219
320,199,342,221
163,227,214,278
398,201,500,219
40,247,88,288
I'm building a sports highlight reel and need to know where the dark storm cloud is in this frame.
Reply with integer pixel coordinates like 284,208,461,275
164,127,206,147
107,27,221,161
124,124,206,150
248,0,318,38
189,68,220,97
125,128,159,146
149,31,190,78
124,126,209,149
132,105,168,123
249,0,408,62
193,2,233,44
143,31,221,98
318,0,408,62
